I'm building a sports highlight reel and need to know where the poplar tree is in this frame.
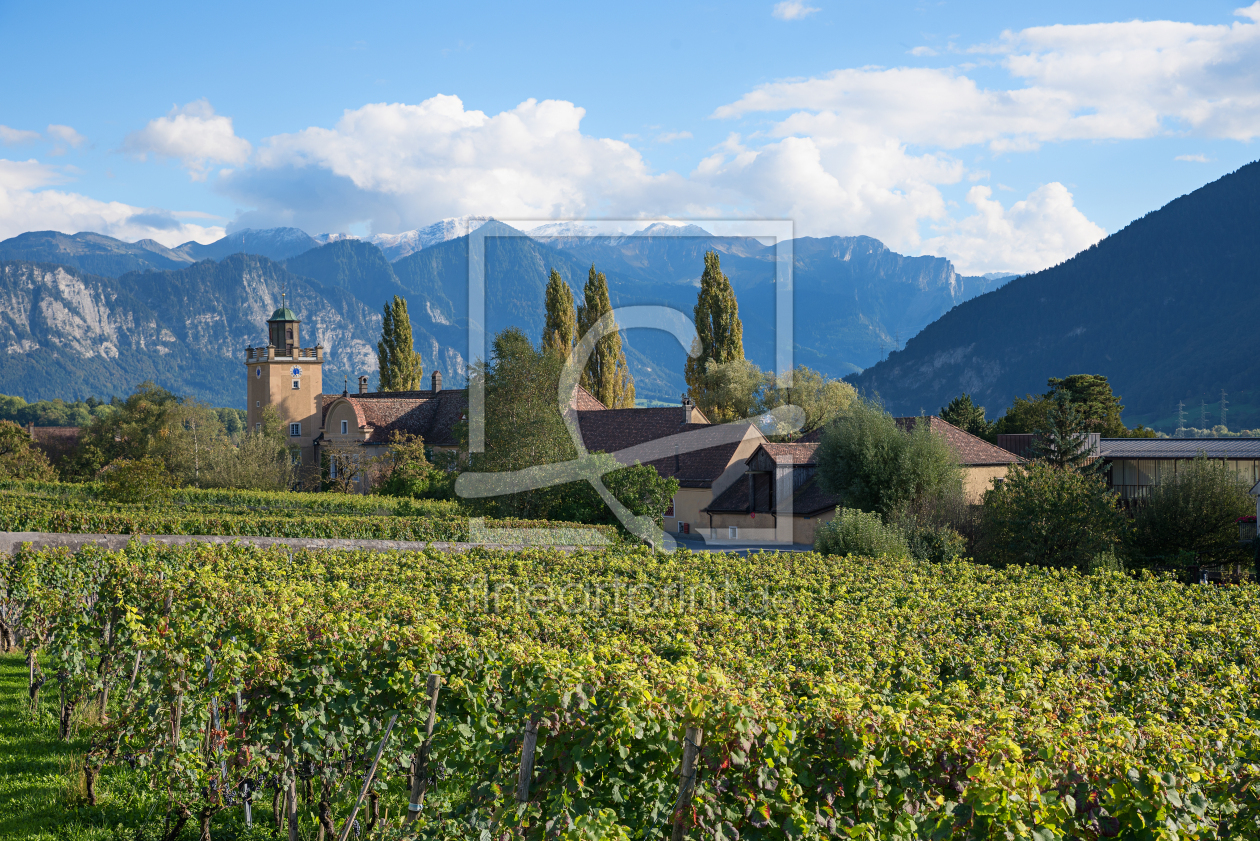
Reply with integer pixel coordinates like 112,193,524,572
685,250,744,414
541,268,577,359
577,265,635,408
377,295,424,391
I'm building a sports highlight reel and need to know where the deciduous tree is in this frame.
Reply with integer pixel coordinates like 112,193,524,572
541,268,577,360
685,251,743,415
577,265,635,408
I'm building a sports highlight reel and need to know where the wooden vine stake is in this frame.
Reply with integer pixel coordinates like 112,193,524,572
402,674,443,829
336,714,398,841
516,716,541,804
670,727,703,841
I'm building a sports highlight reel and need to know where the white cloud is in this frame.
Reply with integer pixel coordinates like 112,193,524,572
46,125,86,148
922,183,1105,274
1176,153,1210,162
1,126,42,145
0,157,224,245
717,9,1260,147
223,95,694,233
656,130,693,143
123,99,252,181
909,46,938,57
772,1,820,21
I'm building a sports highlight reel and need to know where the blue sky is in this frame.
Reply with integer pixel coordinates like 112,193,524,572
2,0,1258,273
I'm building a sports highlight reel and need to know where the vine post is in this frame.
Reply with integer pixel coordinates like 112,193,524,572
516,716,540,803
670,726,703,841
402,673,442,829
336,714,397,841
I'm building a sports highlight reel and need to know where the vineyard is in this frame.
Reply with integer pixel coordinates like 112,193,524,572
0,481,616,544
2,541,1259,840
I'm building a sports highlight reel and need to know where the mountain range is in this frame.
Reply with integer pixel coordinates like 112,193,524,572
848,160,1260,431
0,220,1004,408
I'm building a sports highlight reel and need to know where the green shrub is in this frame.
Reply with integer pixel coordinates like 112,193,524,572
1128,455,1254,566
814,508,909,558
902,520,967,563
98,456,176,504
980,461,1126,570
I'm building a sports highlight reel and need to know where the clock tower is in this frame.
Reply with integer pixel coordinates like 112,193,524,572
245,302,324,465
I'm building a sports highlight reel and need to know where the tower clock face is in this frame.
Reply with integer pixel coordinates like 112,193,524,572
255,367,261,378
290,366,301,377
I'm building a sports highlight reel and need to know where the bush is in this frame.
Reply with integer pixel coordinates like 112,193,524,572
815,399,962,516
902,520,967,563
980,461,1126,570
97,457,177,504
814,508,909,558
1128,455,1255,566
0,420,56,481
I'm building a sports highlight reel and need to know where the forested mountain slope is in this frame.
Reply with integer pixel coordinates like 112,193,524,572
847,161,1260,430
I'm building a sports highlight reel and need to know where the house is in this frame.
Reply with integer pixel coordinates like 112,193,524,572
575,397,766,534
703,440,836,544
703,415,1023,546
896,417,1024,501
1098,438,1260,500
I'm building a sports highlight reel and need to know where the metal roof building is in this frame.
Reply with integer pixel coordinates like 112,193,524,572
1099,438,1260,499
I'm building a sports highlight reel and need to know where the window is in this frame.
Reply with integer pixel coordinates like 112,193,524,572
292,379,300,389
728,526,739,539
289,423,301,437
255,401,260,408
341,420,348,434
286,329,293,340
664,496,675,518
255,422,261,431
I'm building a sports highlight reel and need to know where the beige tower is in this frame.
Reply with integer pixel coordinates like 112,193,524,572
244,304,324,465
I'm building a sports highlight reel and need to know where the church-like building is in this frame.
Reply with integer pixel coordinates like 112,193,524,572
245,304,468,477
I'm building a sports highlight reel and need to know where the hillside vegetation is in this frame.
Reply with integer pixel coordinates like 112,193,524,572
849,160,1260,431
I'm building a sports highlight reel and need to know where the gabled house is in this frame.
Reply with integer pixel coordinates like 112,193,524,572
575,397,766,534
704,415,1023,546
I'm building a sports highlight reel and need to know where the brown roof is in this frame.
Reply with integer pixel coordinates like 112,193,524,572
28,426,81,462
576,407,757,488
894,416,1022,466
322,389,468,447
754,442,820,465
569,386,606,411
705,469,837,517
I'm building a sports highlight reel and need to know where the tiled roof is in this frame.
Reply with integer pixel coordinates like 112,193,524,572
705,470,837,516
323,389,468,447
1100,438,1260,459
575,408,757,487
320,384,602,449
575,407,699,454
895,416,1023,466
755,442,820,465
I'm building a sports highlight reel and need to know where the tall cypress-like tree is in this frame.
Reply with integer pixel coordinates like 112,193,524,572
685,250,744,411
377,295,424,391
541,268,577,359
577,265,635,408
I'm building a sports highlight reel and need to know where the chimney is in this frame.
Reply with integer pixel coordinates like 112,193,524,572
431,369,442,392
681,393,693,424
27,421,34,438
358,375,369,394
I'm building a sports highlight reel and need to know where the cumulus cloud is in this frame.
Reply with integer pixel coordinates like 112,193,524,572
222,95,695,233
0,126,42,145
0,157,224,245
921,183,1105,275
124,99,252,181
716,8,1260,147
772,1,819,21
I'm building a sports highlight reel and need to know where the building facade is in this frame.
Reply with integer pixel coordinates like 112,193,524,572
244,305,324,465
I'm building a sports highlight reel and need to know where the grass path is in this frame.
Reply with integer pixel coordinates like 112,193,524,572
0,652,148,840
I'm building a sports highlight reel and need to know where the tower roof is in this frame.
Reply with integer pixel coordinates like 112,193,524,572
268,307,298,322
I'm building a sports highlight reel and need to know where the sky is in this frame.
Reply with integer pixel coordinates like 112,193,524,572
1,0,1259,275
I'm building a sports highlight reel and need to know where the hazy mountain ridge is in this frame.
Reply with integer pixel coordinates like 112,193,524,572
847,160,1260,431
